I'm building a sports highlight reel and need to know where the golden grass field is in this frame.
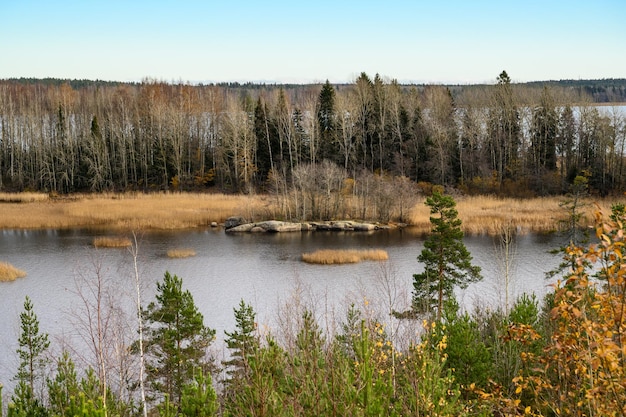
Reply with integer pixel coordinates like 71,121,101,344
301,249,389,264
0,191,621,235
0,192,269,230
0,261,27,281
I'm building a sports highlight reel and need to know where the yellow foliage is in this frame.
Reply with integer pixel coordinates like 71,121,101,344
508,209,626,416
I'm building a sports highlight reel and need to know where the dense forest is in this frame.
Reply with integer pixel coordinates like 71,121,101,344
1,72,625,205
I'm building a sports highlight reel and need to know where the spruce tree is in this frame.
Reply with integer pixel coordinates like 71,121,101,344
317,80,339,163
412,191,482,321
142,272,215,408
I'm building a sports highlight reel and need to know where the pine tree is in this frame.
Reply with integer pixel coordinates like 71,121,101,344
142,272,215,408
223,299,259,381
412,192,482,321
47,351,80,417
179,370,218,417
440,298,491,393
12,296,50,417
15,296,50,394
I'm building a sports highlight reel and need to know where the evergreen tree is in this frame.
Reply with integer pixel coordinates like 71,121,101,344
557,104,577,189
317,80,339,163
412,192,482,321
223,299,259,381
12,296,50,417
15,296,50,394
488,70,521,186
142,272,215,408
47,351,80,417
290,311,328,415
253,97,279,184
530,87,558,183
179,370,218,417
441,299,491,394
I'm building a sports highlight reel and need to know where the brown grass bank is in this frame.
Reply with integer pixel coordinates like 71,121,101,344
408,195,621,235
302,249,389,264
0,192,620,235
0,192,269,230
0,261,27,281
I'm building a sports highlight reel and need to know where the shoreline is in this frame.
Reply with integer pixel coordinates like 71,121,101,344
0,192,620,236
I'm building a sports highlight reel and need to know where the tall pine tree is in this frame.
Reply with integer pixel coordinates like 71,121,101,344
142,272,215,408
412,192,482,321
12,296,50,417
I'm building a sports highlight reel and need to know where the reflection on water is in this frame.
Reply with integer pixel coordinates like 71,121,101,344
0,227,563,385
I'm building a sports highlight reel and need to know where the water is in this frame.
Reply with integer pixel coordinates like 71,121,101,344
0,227,563,387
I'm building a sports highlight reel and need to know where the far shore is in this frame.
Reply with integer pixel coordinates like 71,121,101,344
0,191,621,236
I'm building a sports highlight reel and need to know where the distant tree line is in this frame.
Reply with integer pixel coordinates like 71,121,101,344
1,71,625,201
524,78,626,103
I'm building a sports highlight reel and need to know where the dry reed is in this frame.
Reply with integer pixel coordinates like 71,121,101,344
0,261,27,281
0,192,269,230
167,248,197,258
301,249,389,264
408,195,622,235
93,236,132,248
0,192,49,203
0,192,622,235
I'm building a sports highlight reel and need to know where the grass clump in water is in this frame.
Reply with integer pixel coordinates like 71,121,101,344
167,249,197,258
93,236,132,248
301,249,389,265
0,261,27,281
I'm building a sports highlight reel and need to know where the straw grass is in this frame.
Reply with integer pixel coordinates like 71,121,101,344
167,248,197,258
0,261,27,281
0,192,49,203
93,236,132,248
0,191,621,236
408,195,621,235
0,192,269,230
302,249,389,264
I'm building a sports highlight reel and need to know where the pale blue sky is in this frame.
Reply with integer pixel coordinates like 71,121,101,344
1,0,624,84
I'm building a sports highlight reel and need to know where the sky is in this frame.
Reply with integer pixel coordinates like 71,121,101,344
1,0,624,85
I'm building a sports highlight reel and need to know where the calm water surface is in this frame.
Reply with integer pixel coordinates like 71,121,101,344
0,227,562,386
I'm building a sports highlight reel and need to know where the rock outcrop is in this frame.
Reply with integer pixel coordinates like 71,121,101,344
225,220,389,233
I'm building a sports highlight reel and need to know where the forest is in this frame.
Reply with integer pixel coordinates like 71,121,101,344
2,72,626,415
1,72,625,210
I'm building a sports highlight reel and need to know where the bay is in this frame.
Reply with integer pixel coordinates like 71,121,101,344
0,227,563,386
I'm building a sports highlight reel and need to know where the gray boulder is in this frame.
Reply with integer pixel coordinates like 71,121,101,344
225,223,255,233
224,216,246,230
257,221,302,232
